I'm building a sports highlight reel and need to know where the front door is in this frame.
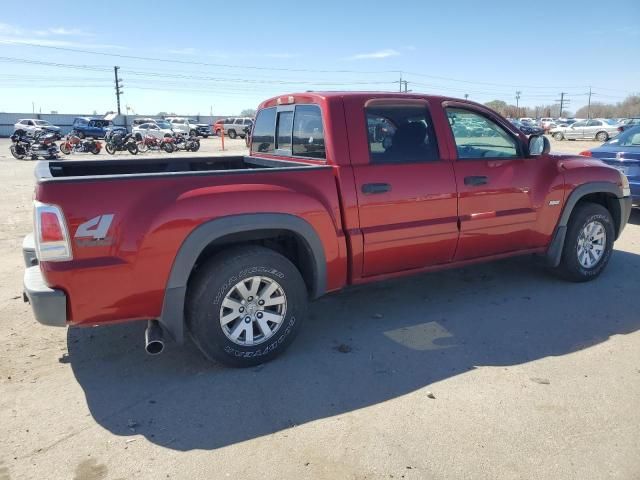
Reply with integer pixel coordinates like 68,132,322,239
566,120,587,139
444,104,540,260
348,97,459,277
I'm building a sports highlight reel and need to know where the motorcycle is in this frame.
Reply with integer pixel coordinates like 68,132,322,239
104,131,138,155
173,133,200,152
138,134,175,153
60,131,102,155
10,131,59,160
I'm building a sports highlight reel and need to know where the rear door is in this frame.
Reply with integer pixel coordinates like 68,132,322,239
347,97,459,277
566,120,587,139
444,103,541,260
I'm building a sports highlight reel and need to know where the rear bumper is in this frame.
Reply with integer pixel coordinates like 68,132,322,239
23,266,67,327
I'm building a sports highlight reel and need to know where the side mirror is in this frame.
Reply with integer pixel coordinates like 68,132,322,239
528,135,550,156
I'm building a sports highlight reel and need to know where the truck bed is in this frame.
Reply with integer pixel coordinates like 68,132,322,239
35,155,324,181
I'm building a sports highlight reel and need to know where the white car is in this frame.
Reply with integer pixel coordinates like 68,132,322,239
165,117,211,137
14,118,62,139
550,118,620,142
132,122,174,140
540,117,555,129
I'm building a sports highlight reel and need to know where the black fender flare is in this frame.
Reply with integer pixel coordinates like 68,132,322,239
159,213,327,343
546,181,625,267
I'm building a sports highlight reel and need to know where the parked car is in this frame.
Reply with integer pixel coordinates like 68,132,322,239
71,117,114,139
132,122,174,141
165,117,211,138
220,117,253,139
22,92,631,367
131,118,158,128
13,119,61,139
617,118,640,133
213,118,231,135
550,118,620,142
510,119,544,136
540,117,555,130
580,125,640,205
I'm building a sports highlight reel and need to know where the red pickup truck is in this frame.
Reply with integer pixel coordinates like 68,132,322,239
23,92,632,367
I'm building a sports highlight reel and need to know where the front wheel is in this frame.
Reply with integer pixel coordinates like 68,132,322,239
91,145,101,155
60,143,71,155
553,132,564,141
186,246,307,367
10,145,25,160
595,131,609,142
127,143,138,155
227,129,237,139
162,143,174,153
551,202,614,282
105,144,116,155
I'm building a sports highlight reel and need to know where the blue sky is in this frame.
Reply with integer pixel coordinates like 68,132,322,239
0,0,638,116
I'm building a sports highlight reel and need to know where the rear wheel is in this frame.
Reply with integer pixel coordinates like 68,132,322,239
77,131,85,139
551,202,614,282
127,143,138,155
91,145,100,155
595,131,609,142
187,246,307,367
553,132,564,141
162,142,174,153
60,143,71,155
105,144,116,155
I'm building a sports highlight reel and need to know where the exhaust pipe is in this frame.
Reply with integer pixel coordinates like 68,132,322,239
145,320,165,355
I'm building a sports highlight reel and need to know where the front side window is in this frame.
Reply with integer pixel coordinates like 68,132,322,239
446,108,518,159
251,107,276,153
586,120,602,127
572,121,588,128
292,105,325,159
366,101,439,163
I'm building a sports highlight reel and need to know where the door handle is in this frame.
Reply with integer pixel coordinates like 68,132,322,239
464,176,489,186
361,183,392,194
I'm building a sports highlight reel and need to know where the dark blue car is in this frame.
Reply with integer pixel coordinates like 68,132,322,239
582,125,640,205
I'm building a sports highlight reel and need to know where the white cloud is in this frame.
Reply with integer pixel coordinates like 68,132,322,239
345,49,400,60
0,37,126,50
0,23,23,35
264,53,299,59
168,47,198,55
35,27,92,37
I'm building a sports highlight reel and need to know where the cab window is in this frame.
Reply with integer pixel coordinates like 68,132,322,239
292,105,325,159
365,101,439,163
446,108,519,159
251,107,276,153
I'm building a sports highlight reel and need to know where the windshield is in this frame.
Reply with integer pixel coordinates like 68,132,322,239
34,120,50,126
605,126,640,147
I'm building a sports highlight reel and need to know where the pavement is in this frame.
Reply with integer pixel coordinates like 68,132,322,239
0,135,639,480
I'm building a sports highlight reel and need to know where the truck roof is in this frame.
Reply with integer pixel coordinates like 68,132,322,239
258,91,476,109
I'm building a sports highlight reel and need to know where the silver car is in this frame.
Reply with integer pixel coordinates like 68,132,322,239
550,119,620,142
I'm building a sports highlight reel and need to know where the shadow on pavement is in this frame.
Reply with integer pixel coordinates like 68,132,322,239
69,249,640,451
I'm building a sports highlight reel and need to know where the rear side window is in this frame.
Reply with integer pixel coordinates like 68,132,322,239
292,105,325,159
365,101,439,163
251,107,276,153
276,111,294,151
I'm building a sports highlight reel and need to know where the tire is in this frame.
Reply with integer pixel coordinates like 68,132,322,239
127,143,138,155
138,142,148,153
135,133,142,141
202,135,209,139
553,132,564,141
77,131,85,139
105,144,116,155
91,145,100,155
595,131,608,142
189,141,200,152
190,129,197,136
60,143,71,155
10,145,25,160
552,202,614,282
186,246,307,367
162,143,174,153
228,129,237,139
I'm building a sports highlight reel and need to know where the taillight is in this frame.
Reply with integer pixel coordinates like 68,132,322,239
617,126,623,132
579,150,592,157
34,201,72,261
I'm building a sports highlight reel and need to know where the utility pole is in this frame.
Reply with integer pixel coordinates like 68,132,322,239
556,92,568,118
587,87,592,119
515,91,521,117
114,66,123,115
464,94,469,100
399,73,403,93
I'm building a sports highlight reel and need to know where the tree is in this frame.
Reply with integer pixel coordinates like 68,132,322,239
574,94,640,119
240,108,256,117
